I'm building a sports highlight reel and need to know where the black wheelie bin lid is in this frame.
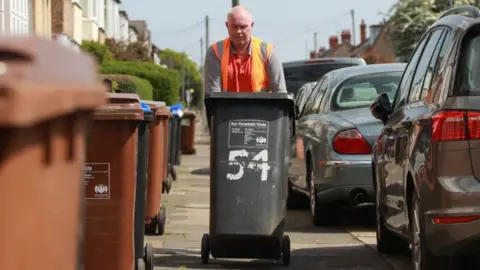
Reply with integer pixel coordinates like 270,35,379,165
204,92,296,136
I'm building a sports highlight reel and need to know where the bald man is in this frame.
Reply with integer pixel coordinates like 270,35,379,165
203,6,287,94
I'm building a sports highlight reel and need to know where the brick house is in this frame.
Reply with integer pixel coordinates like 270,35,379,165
51,0,83,49
314,19,397,64
317,30,355,57
351,20,396,63
33,0,51,36
129,20,152,54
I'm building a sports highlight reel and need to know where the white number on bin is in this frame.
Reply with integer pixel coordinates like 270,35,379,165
227,149,271,181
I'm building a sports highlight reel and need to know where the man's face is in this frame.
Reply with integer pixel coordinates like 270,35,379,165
226,14,253,47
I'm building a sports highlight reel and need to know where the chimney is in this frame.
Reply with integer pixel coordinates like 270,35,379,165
329,36,339,49
341,30,351,44
360,20,367,43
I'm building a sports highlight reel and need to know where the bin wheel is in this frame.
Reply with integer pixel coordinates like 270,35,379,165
171,166,177,181
201,234,210,264
163,174,173,194
157,206,166,235
144,243,154,270
282,235,291,266
144,218,156,235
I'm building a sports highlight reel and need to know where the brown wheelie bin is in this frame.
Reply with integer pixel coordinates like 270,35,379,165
84,93,149,270
142,101,169,236
160,105,173,194
0,36,106,270
180,110,197,154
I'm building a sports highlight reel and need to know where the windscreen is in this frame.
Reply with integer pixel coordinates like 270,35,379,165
332,71,402,111
283,63,355,95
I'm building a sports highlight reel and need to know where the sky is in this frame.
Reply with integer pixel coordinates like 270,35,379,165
122,0,399,66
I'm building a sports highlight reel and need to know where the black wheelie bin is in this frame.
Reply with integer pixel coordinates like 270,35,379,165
167,105,183,181
202,92,295,266
134,102,154,270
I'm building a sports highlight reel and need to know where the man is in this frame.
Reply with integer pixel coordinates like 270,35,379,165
203,5,287,94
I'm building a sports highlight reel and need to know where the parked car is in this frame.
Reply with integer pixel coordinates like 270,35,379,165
371,6,480,270
288,63,406,226
283,57,366,96
294,81,317,118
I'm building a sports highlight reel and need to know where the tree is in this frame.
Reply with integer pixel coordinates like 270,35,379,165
432,0,476,12
388,0,479,60
387,0,438,60
105,34,152,62
159,49,203,108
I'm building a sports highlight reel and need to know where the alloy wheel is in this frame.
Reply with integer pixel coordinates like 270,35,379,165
412,198,421,270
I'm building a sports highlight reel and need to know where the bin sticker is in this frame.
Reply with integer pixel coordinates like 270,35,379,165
227,149,271,181
84,163,110,199
228,120,269,148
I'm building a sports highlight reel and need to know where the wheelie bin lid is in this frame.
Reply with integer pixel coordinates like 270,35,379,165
141,100,170,117
169,103,184,117
204,92,296,136
93,93,143,121
0,36,107,127
140,101,154,122
205,92,295,118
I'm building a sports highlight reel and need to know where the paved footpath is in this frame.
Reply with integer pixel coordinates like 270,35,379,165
147,120,411,270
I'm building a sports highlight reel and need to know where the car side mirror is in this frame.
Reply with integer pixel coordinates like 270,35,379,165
370,93,393,124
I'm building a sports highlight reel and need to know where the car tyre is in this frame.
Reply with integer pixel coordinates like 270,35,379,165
287,181,308,209
308,166,341,226
410,191,449,270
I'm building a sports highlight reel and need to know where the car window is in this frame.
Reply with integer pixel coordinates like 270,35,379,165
303,77,325,115
311,77,329,113
283,63,356,95
458,30,480,95
331,71,403,111
393,33,430,110
408,29,444,102
421,30,451,100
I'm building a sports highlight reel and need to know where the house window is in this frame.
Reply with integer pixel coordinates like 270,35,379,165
10,0,30,35
79,0,87,17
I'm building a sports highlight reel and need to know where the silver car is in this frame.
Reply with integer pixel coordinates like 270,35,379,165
288,63,406,226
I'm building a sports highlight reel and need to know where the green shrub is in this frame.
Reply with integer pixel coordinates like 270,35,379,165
100,61,180,105
81,41,114,64
100,74,153,100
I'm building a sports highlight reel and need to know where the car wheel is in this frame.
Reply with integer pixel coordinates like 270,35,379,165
287,180,308,209
411,191,449,270
375,177,409,254
308,166,340,226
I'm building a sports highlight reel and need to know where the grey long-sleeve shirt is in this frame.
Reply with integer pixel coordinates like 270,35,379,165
203,40,287,94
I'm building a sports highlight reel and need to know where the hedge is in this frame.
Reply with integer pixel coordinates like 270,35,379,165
81,41,114,64
100,61,180,105
100,74,153,100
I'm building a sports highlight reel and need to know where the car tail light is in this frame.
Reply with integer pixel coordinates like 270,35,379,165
332,129,371,154
432,215,480,224
432,110,480,142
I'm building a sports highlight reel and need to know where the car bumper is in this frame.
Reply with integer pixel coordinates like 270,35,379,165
314,160,374,204
422,176,480,256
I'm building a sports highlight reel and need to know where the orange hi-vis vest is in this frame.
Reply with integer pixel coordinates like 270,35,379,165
211,37,273,92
